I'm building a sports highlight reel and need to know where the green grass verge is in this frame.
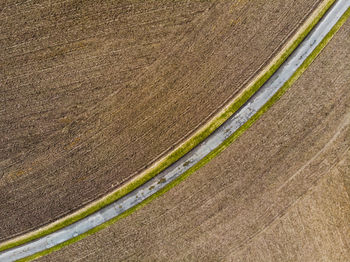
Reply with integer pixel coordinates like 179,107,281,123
0,0,339,257
21,7,350,261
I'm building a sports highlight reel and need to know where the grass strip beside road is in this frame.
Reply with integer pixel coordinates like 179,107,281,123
0,0,337,257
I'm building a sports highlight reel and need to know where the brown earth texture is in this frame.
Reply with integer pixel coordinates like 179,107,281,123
0,0,325,241
38,13,350,262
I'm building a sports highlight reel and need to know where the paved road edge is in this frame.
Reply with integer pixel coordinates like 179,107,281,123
0,0,339,258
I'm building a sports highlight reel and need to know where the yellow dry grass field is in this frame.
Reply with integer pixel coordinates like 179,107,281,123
0,0,324,241
38,16,350,262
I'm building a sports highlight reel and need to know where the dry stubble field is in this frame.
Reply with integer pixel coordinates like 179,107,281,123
38,16,350,262
0,0,324,241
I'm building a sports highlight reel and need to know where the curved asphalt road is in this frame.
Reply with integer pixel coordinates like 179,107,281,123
1,0,349,261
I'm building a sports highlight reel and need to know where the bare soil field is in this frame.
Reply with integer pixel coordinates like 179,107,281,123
0,0,323,240
38,17,350,261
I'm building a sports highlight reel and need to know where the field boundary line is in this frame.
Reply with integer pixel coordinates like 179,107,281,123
1,0,346,260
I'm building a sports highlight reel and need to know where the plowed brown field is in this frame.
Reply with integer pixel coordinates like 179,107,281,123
1,0,323,241
38,16,350,262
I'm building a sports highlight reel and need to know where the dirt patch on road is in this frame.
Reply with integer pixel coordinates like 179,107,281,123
38,17,350,261
0,0,323,240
